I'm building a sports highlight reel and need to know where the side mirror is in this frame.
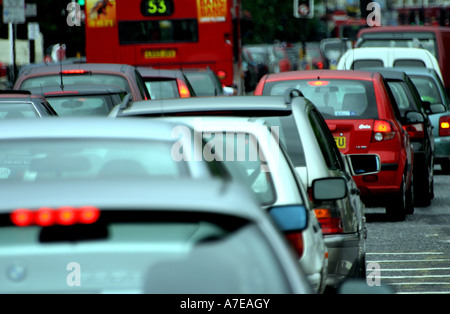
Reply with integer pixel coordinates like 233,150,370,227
268,205,308,232
404,110,424,124
312,177,347,202
345,154,381,176
428,103,447,114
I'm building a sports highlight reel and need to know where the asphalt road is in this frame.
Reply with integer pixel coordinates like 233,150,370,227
365,167,450,294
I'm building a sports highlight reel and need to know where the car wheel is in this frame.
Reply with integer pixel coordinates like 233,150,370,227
405,174,414,215
440,160,450,174
386,176,407,221
414,161,432,207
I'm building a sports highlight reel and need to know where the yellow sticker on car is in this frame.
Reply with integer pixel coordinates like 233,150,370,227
334,136,346,149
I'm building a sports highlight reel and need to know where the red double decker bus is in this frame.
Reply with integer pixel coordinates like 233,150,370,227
84,0,244,94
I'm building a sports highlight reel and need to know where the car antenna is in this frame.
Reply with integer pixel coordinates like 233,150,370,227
59,43,64,91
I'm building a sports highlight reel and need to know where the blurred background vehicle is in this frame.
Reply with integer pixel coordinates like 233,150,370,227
137,67,195,99
242,47,260,93
26,84,127,117
299,42,327,70
0,90,57,118
13,63,150,101
245,44,291,74
183,68,230,96
320,38,349,70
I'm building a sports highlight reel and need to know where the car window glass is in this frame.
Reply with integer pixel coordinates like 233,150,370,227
263,79,378,120
46,96,113,116
20,74,131,94
145,80,179,99
263,115,306,167
394,60,426,68
0,139,189,182
387,81,413,114
202,132,276,206
184,72,219,96
0,102,39,118
353,59,383,69
410,75,443,105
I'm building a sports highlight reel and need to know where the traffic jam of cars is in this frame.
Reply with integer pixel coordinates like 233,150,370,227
1,0,450,296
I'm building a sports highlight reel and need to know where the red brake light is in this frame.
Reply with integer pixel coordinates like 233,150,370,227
307,80,329,86
177,81,191,98
285,232,304,258
439,116,450,137
372,120,395,142
314,208,343,234
60,69,90,75
36,207,56,227
10,209,33,227
403,124,424,139
216,70,226,80
78,206,100,224
11,206,100,227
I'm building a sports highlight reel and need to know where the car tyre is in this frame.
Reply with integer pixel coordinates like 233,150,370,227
386,176,407,221
414,162,433,207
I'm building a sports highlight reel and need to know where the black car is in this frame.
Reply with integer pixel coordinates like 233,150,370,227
137,67,196,99
26,84,127,117
183,68,229,96
0,90,58,118
374,68,445,207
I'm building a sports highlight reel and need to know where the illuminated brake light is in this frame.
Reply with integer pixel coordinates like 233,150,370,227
79,206,100,224
10,206,100,227
439,116,450,137
216,70,226,80
372,120,395,142
178,82,191,98
36,207,55,227
57,207,77,226
10,209,33,227
403,124,424,139
314,208,343,234
60,70,89,75
307,80,329,86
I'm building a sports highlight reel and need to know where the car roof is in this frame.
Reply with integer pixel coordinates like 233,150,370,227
261,69,377,81
358,25,450,35
26,84,127,96
116,95,300,117
385,66,438,77
0,117,189,141
0,90,47,100
363,68,408,80
0,177,261,221
137,67,185,79
17,63,137,77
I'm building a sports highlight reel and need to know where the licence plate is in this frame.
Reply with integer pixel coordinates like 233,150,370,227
334,136,346,149
144,49,176,59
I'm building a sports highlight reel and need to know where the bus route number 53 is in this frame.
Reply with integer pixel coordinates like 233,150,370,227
141,0,174,16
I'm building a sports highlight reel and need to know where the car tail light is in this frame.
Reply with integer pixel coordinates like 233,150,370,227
403,124,424,139
372,120,395,142
314,208,343,234
439,116,450,137
60,70,90,75
216,70,226,80
307,80,329,86
177,81,191,98
285,232,304,258
10,206,100,227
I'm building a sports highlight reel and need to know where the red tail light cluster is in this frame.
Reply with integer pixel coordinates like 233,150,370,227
10,206,100,227
314,209,343,235
439,116,450,137
372,120,396,142
403,124,424,139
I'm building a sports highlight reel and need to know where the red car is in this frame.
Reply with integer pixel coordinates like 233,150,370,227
254,70,414,221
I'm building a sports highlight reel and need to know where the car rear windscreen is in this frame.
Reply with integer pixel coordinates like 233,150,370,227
262,79,378,119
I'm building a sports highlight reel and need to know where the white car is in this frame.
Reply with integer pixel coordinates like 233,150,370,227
337,47,443,84
157,117,339,293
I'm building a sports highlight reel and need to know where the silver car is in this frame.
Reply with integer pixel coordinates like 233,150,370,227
0,118,228,182
0,177,314,294
109,92,380,292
